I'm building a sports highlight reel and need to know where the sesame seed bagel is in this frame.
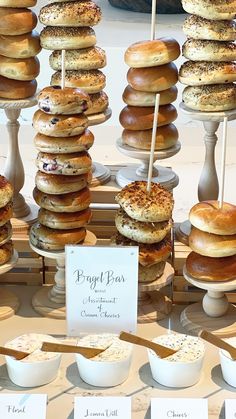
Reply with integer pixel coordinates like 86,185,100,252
38,86,90,115
183,39,236,62
182,84,236,112
186,251,236,282
35,171,89,195
179,61,236,86
36,151,92,176
0,202,13,227
189,226,236,258
33,187,90,213
115,209,171,244
183,15,236,41
38,207,91,230
182,0,236,20
0,222,12,246
34,130,94,154
84,91,109,115
122,124,179,150
115,181,174,222
0,176,13,208
122,85,178,107
51,70,106,94
33,110,88,137
119,104,177,130
0,240,13,266
40,26,96,50
189,200,236,235
39,1,101,27
49,47,106,71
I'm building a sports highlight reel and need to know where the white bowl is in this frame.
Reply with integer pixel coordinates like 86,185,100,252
147,333,205,388
75,333,133,387
5,333,62,387
220,337,236,388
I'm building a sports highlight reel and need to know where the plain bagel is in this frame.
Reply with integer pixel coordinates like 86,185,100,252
182,39,236,62
33,110,88,137
183,15,236,41
0,76,37,99
0,7,37,35
49,47,106,71
122,85,178,107
0,0,36,6
119,104,177,130
40,26,97,50
125,37,180,68
189,226,236,258
35,171,89,195
33,187,91,213
0,55,39,81
38,207,92,230
34,130,94,154
51,70,106,94
39,1,101,27
127,62,178,92
179,61,236,86
122,124,179,150
182,84,236,112
182,0,236,20
36,151,92,176
30,223,86,251
38,86,90,115
0,31,41,59
186,251,236,282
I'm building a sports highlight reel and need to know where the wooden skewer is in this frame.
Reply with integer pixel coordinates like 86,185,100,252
199,330,236,360
41,342,108,359
219,116,228,209
150,0,157,40
0,346,30,360
147,93,160,193
61,49,66,89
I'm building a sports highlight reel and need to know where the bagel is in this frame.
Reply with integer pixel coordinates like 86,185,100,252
33,110,88,137
0,7,37,35
125,37,180,68
38,86,90,115
182,84,236,112
138,261,166,283
0,76,37,99
179,61,236,86
84,91,109,115
36,151,92,176
183,39,236,62
122,85,178,107
0,240,13,266
0,55,39,81
189,201,236,235
183,15,236,41
119,104,177,130
33,187,91,213
115,209,171,244
40,26,96,50
39,1,101,27
0,31,41,59
186,251,236,282
34,130,94,154
122,124,179,150
0,176,13,208
189,226,236,258
35,171,89,195
49,47,106,71
0,0,36,6
127,62,178,92
30,223,86,251
0,202,13,227
0,222,12,246
182,0,236,20
115,181,173,222
38,207,91,230
51,70,106,94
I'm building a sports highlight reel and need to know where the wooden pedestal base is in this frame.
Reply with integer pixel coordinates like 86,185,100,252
91,162,111,187
32,286,66,319
0,289,20,320
11,203,38,232
175,220,191,245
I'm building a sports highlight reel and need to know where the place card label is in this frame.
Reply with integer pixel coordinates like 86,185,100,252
151,398,208,419
0,394,47,419
225,399,236,418
66,245,139,336
74,396,131,419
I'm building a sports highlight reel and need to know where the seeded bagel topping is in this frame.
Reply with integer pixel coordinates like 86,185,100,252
39,1,102,26
41,26,96,38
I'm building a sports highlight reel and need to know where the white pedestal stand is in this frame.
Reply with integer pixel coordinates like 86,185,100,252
0,96,38,230
30,230,96,319
176,104,236,244
88,107,112,187
0,250,19,320
138,262,174,323
116,138,180,190
180,265,236,337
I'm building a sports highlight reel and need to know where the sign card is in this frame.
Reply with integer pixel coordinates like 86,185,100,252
0,394,47,419
74,396,131,419
151,398,208,419
66,245,139,335
225,399,236,419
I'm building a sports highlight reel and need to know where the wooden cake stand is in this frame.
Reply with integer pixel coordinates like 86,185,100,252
176,104,236,244
0,96,38,231
138,262,174,323
0,249,19,320
30,230,97,319
116,138,180,190
180,264,236,337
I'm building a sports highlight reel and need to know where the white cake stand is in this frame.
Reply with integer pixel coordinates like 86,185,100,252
180,264,236,337
88,107,112,187
176,104,236,244
138,262,174,323
0,249,19,320
116,138,180,190
0,96,38,230
30,230,97,319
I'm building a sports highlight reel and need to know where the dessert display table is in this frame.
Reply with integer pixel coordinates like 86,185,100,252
0,250,19,320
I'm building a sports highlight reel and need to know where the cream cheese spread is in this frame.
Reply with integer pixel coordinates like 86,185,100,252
152,333,205,362
77,333,132,362
5,333,59,362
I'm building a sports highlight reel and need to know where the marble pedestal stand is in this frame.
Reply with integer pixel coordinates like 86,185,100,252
0,250,19,320
176,104,236,244
0,96,38,231
30,230,96,319
116,138,181,190
138,262,174,323
88,107,112,187
180,265,236,337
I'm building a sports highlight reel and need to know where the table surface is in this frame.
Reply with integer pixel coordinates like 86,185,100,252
0,286,235,419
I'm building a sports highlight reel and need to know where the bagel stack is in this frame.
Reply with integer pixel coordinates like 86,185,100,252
186,201,236,282
39,1,109,120
120,37,180,151
113,181,174,283
0,1,41,99
0,175,14,266
30,85,93,251
180,1,236,111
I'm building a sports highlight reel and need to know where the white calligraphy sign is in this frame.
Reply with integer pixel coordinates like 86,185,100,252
0,394,47,419
225,399,236,419
66,245,139,336
74,396,131,419
151,398,208,419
